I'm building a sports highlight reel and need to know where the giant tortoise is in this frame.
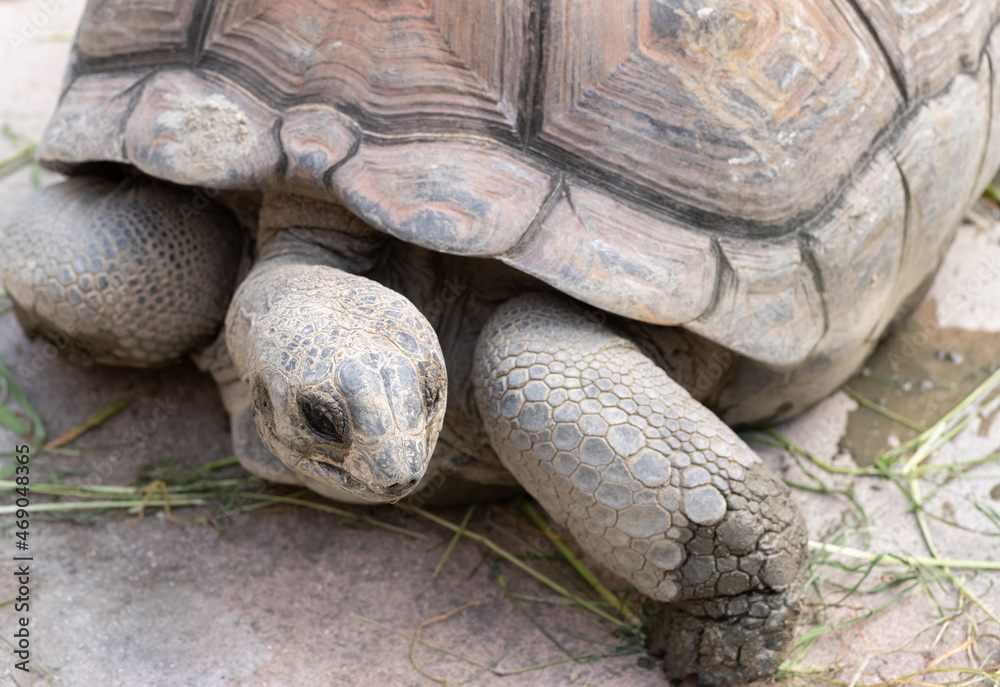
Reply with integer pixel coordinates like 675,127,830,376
3,0,1000,683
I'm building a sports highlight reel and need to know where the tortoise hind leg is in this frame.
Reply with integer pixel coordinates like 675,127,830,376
473,293,808,685
0,176,241,366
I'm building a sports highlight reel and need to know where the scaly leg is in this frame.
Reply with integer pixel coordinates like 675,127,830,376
474,293,807,685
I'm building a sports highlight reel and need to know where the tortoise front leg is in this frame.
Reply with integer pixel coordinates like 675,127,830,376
473,293,807,685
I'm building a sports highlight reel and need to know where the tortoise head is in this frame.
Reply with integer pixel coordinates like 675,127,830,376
236,266,447,503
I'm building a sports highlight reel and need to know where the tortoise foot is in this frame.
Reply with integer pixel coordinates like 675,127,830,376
646,583,802,685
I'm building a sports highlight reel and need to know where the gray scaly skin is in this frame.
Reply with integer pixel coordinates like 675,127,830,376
0,176,242,366
474,295,807,683
0,179,808,684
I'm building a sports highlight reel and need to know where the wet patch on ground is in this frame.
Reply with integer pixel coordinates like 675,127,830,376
843,302,1000,466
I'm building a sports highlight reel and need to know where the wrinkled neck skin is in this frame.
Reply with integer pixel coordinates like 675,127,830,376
366,246,737,425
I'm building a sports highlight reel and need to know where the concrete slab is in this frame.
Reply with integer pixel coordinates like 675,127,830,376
0,2,998,685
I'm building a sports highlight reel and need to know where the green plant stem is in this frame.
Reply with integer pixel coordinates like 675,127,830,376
984,183,1000,206
899,367,1000,473
396,503,629,628
0,144,36,181
432,505,475,578
757,430,878,476
841,386,927,432
0,499,207,514
521,502,641,627
203,456,240,470
0,480,239,496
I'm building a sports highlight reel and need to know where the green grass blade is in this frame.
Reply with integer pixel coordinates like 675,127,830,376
841,385,927,432
0,499,208,514
521,502,641,627
0,355,45,444
432,504,475,578
397,503,630,628
0,144,35,182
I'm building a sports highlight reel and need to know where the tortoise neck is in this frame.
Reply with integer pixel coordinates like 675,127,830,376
256,191,388,273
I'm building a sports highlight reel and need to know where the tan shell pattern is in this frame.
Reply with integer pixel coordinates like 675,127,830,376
39,0,1000,366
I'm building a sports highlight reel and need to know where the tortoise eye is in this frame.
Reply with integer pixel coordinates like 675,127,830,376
299,396,348,444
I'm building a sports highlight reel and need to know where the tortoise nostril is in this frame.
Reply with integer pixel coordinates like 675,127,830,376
386,477,419,494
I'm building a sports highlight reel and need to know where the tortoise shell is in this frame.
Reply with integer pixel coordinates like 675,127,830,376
39,0,1000,368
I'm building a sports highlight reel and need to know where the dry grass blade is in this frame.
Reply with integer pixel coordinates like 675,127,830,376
42,398,129,450
925,637,975,670
236,492,427,540
354,609,635,679
352,613,492,671
867,665,1000,686
808,542,1000,571
409,599,491,685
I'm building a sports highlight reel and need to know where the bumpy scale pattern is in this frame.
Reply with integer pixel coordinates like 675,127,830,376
230,259,447,497
474,294,808,683
243,265,447,411
0,177,241,365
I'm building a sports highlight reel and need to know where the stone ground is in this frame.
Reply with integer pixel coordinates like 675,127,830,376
0,1,998,685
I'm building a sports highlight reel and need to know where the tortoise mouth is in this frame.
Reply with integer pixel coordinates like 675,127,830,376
304,458,420,502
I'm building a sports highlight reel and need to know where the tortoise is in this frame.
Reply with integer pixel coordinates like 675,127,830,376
3,0,1000,682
